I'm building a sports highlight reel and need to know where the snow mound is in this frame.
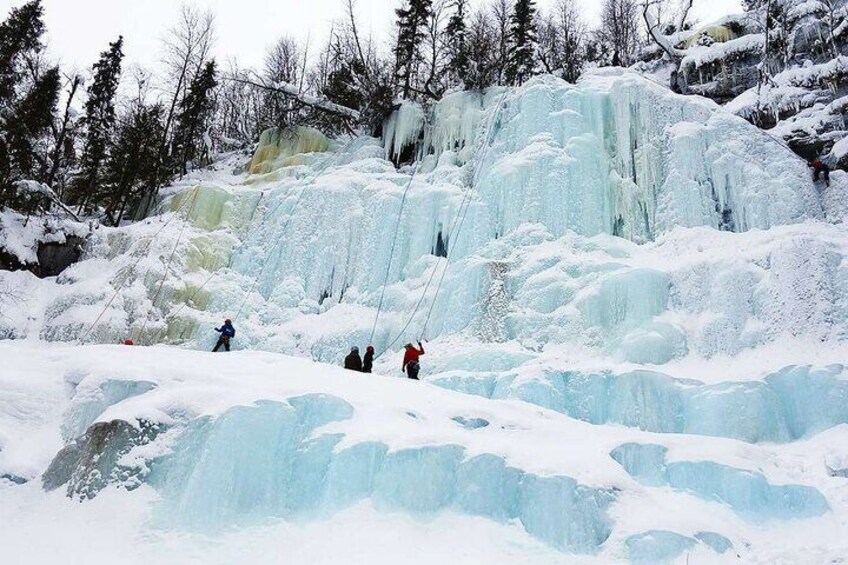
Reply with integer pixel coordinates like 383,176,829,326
2,343,847,563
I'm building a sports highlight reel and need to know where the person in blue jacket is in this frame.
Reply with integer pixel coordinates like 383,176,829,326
213,319,235,352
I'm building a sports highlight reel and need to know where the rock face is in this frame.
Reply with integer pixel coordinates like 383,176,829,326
42,419,163,500
651,1,848,166
34,236,85,277
0,211,87,278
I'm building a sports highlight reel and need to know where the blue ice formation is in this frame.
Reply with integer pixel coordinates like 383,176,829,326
624,530,732,564
61,378,157,441
431,364,848,443
611,443,829,521
148,394,615,553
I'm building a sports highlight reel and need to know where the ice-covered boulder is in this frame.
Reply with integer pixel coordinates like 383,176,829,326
248,126,330,175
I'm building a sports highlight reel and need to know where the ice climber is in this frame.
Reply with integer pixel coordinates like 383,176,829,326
362,345,375,373
344,346,363,371
809,159,831,187
213,319,236,352
402,342,425,380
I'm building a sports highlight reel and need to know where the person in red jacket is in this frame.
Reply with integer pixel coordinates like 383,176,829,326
808,159,831,187
402,342,425,380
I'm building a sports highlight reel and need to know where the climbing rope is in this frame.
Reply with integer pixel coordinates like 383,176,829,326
374,89,511,358
148,190,267,345
369,162,421,344
136,185,201,344
76,193,195,345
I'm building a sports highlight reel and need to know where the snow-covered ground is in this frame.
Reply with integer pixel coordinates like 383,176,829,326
1,342,847,564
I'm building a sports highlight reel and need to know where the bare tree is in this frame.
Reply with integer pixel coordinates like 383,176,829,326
490,0,512,85
262,35,303,127
139,3,214,212
423,0,449,98
465,7,498,90
597,0,641,67
46,71,82,193
159,4,215,162
538,0,589,83
641,0,690,91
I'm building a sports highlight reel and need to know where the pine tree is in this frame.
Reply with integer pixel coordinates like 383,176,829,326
2,67,60,192
171,60,217,176
0,0,45,104
394,0,433,98
71,36,124,210
505,0,538,86
0,0,58,209
104,102,165,225
444,0,470,89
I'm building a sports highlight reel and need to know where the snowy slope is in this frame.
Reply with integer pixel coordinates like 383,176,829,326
1,343,847,564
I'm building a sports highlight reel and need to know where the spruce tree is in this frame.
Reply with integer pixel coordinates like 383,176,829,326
445,0,470,89
0,0,57,209
1,66,60,206
505,0,538,86
0,0,45,105
71,36,124,210
104,103,165,225
394,0,432,98
171,60,217,176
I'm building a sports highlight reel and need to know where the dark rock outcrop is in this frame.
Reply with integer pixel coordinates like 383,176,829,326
0,235,85,278
42,419,164,500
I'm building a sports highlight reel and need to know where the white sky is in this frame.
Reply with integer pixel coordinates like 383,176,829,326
4,0,742,73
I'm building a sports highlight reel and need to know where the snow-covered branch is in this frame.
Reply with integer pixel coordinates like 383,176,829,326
225,76,361,121
676,0,694,34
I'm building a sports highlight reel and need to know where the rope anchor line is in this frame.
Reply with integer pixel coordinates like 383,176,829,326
373,89,510,360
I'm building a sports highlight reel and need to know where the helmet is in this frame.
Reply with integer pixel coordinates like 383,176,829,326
351,346,359,353
366,345,375,353
404,343,414,349
225,319,232,324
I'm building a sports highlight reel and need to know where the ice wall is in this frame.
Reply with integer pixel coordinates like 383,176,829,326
384,72,821,242
610,443,829,520
135,395,616,553
248,126,330,175
220,70,828,360
2,69,839,368
431,364,848,443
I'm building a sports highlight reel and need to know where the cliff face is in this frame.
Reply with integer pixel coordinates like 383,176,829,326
647,0,848,165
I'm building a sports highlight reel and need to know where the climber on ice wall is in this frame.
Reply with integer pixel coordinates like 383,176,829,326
402,342,425,380
344,346,363,371
213,319,236,352
808,159,831,187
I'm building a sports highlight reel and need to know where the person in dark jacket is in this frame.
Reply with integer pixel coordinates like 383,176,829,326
402,342,425,380
809,159,831,187
213,319,235,352
344,346,362,371
362,345,375,373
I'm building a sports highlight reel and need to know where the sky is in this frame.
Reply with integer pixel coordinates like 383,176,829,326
4,0,742,73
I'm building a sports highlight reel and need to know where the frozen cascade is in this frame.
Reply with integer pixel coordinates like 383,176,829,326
216,71,830,361
431,364,848,443
13,340,847,563
147,395,615,552
610,443,829,520
4,65,848,564
3,70,838,365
